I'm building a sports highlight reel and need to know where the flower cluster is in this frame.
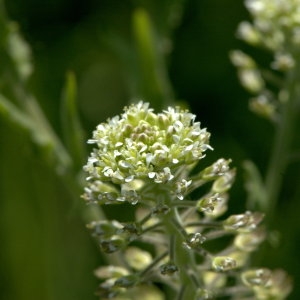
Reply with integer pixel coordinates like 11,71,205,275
83,102,211,204
83,102,291,299
231,0,300,121
239,0,300,55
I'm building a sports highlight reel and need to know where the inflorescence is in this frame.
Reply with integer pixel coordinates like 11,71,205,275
83,102,291,299
230,0,300,122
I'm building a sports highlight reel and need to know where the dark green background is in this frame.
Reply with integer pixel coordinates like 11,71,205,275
1,0,299,299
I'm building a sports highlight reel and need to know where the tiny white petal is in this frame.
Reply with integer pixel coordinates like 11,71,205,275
148,172,156,178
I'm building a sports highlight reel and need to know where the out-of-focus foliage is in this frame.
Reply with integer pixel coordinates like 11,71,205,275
0,0,299,299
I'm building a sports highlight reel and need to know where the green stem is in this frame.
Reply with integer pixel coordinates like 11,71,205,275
139,251,168,278
264,66,299,226
162,207,199,299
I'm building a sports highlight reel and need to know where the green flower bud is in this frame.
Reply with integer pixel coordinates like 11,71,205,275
238,69,265,94
100,235,126,254
241,268,271,287
271,52,295,71
174,178,192,200
203,271,226,288
212,256,237,272
234,229,266,252
86,220,122,239
201,158,232,180
184,233,206,251
114,274,138,288
249,93,277,120
223,211,264,232
117,223,142,243
124,247,152,270
265,269,293,299
230,50,257,69
228,251,249,268
236,21,261,45
212,170,236,193
160,262,178,275
94,266,129,279
95,278,119,299
151,204,170,216
197,192,227,215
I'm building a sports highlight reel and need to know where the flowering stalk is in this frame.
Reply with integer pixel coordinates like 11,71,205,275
231,0,300,224
83,102,291,299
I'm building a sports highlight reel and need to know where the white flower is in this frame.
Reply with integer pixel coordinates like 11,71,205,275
83,102,211,204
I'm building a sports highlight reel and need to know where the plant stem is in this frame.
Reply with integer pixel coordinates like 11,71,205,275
162,207,199,299
264,65,299,226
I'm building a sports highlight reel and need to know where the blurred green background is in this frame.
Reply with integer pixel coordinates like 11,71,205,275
0,0,299,299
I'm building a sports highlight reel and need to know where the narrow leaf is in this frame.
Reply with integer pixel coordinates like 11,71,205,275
61,71,86,171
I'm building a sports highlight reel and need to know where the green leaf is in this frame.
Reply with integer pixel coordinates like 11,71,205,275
0,2,32,83
132,8,174,110
60,71,86,171
0,93,72,173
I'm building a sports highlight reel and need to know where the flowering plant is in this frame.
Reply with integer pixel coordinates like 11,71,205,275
83,101,291,299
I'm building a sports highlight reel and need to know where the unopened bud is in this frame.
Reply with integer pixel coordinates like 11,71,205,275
184,233,206,251
223,211,264,232
241,268,271,287
212,170,235,193
125,247,152,270
94,265,128,279
212,256,237,272
151,204,170,216
160,262,178,275
234,229,266,252
201,158,232,180
100,235,125,253
114,274,138,288
249,94,276,120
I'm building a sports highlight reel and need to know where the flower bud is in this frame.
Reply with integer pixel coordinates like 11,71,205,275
228,251,249,268
118,222,142,242
203,271,226,288
100,235,126,254
197,193,222,214
151,204,170,216
95,279,119,299
249,94,277,120
212,256,237,272
212,170,235,193
241,268,271,287
201,158,232,180
86,220,122,239
184,233,206,251
236,21,261,45
125,247,152,270
271,52,295,71
160,262,178,275
94,266,129,279
114,274,138,288
223,211,264,232
234,229,266,252
238,69,264,94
